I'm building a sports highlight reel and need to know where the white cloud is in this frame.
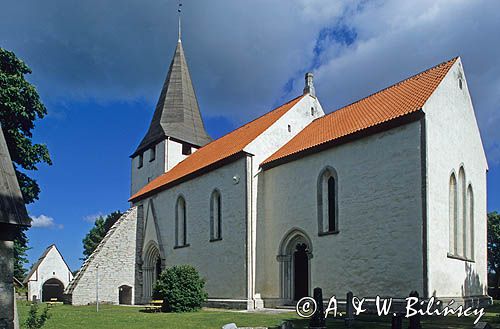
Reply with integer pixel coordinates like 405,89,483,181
83,212,104,223
30,215,63,229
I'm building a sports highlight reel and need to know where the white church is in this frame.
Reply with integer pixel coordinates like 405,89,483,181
65,32,490,309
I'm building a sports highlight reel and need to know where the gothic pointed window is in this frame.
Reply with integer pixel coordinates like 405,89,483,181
317,167,338,235
466,184,474,260
457,167,466,257
175,196,187,247
210,190,222,241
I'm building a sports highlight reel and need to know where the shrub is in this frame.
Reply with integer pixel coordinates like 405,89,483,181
24,303,49,329
152,265,208,312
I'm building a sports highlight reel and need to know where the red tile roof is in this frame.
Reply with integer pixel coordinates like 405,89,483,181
130,95,305,202
261,57,458,168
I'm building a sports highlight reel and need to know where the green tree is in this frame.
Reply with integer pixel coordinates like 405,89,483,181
82,211,123,260
153,265,208,312
488,211,500,297
25,303,49,329
0,47,52,279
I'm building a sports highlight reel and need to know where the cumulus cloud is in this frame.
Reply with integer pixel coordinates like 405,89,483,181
30,215,63,229
83,212,104,223
0,0,498,162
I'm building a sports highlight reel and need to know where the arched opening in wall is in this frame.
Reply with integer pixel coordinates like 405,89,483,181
293,243,309,301
119,285,133,305
277,229,313,304
143,242,161,303
42,278,64,302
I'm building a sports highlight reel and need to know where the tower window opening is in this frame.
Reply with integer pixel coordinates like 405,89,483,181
138,154,143,169
150,146,156,161
182,143,192,155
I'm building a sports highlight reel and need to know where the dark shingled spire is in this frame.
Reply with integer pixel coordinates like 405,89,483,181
132,40,211,157
0,125,29,227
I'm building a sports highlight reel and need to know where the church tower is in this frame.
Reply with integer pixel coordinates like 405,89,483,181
130,36,211,195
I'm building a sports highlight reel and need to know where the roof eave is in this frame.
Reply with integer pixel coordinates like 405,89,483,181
130,151,251,203
261,110,425,171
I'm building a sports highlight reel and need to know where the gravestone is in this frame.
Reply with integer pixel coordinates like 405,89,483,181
345,291,354,327
391,312,403,329
309,287,326,329
222,323,237,329
408,291,421,329
280,321,294,329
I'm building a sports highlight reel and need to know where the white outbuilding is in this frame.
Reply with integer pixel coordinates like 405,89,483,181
24,245,73,302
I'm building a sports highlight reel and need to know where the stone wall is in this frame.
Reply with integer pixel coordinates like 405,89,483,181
65,208,137,305
0,240,14,329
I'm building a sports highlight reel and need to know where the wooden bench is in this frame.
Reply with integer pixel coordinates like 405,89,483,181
46,298,62,306
144,300,163,312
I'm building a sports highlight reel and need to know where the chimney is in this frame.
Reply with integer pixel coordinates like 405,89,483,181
303,72,315,97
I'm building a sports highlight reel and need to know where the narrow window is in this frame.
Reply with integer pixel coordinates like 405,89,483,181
467,184,474,259
311,107,315,116
137,154,143,169
150,146,156,162
449,173,457,254
327,177,336,232
175,196,187,246
210,190,222,241
182,143,192,155
287,125,292,132
317,167,338,235
458,167,466,257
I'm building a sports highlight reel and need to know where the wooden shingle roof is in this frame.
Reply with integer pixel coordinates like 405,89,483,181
261,57,457,169
0,125,29,227
132,40,211,157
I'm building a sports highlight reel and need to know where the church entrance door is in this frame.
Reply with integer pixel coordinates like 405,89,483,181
278,229,313,304
293,243,309,301
119,285,132,305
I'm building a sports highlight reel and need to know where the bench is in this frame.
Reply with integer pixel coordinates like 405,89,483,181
144,300,163,312
46,298,62,306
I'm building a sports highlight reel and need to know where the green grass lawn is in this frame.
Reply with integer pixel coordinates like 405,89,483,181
17,301,500,329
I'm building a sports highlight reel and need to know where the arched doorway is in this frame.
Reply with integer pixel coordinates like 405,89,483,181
277,229,313,304
42,278,64,302
143,242,161,303
119,285,133,305
294,243,309,301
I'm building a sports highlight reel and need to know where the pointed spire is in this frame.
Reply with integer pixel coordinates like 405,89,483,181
133,39,211,157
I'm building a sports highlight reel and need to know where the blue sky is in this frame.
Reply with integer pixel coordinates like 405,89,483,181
1,0,499,271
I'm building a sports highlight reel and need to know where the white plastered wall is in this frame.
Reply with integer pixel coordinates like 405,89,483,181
424,58,488,299
256,120,424,305
26,246,73,302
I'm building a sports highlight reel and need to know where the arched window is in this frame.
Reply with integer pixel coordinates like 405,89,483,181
317,167,338,235
466,184,474,260
210,190,222,241
457,167,466,257
449,173,457,254
175,196,187,247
